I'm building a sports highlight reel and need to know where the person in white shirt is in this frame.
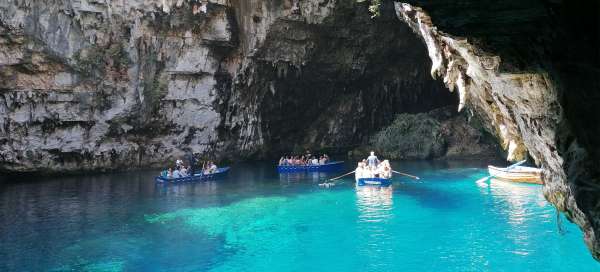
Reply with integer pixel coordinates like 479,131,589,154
355,162,363,182
367,151,379,169
311,157,319,165
209,162,218,173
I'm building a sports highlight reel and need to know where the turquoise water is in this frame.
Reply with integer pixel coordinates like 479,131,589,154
1,161,599,271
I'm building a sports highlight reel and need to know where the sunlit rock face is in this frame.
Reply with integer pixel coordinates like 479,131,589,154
394,0,600,259
0,0,454,172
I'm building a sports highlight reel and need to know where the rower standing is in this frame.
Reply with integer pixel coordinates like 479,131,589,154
367,151,379,169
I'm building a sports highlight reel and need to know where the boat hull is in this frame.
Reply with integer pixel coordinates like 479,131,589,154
155,167,230,183
488,165,543,184
356,177,392,186
277,161,344,173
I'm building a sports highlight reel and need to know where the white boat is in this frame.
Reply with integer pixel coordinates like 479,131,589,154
488,165,543,184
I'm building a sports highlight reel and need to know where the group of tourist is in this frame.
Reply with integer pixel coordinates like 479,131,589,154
355,151,392,179
161,159,219,179
278,151,331,166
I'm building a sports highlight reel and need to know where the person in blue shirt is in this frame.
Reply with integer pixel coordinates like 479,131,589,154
367,151,379,169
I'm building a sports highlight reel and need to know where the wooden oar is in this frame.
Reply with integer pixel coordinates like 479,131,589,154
476,159,527,183
319,170,356,188
329,170,356,181
392,170,420,180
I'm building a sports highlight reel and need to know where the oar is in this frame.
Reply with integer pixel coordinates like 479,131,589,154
329,170,356,181
319,170,356,188
392,170,420,180
476,159,527,183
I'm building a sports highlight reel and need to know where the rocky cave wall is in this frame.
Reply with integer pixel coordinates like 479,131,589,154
0,0,456,173
393,0,600,259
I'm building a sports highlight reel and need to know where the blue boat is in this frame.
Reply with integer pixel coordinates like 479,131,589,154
277,161,344,173
155,167,230,183
356,177,392,186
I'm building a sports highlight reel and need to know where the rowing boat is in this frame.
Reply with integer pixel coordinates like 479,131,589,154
155,167,230,183
277,161,344,173
356,177,392,186
487,165,543,184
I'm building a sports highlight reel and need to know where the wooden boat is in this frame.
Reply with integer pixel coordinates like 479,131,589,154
155,167,230,183
277,161,344,173
356,177,392,186
487,165,543,184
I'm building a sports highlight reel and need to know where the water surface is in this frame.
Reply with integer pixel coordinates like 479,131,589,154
1,161,598,271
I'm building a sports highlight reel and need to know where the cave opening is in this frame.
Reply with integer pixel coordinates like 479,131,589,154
240,2,462,159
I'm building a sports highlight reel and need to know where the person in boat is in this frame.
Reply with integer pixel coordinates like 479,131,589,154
367,151,379,170
311,156,319,165
318,156,325,165
279,156,286,166
375,160,391,179
186,153,196,176
323,154,329,164
173,167,181,178
203,162,209,174
167,168,173,178
356,162,371,180
176,159,184,168
180,165,188,177
208,161,218,173
355,162,362,181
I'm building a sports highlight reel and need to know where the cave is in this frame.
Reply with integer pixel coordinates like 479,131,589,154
1,0,599,263
217,1,459,159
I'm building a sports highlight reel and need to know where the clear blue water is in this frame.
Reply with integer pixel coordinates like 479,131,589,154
1,161,599,272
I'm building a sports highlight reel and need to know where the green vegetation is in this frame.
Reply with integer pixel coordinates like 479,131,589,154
140,51,168,117
73,48,105,77
73,43,131,78
357,0,382,17
106,43,131,71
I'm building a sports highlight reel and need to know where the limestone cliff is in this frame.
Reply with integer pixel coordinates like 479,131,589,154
393,0,600,259
0,0,453,172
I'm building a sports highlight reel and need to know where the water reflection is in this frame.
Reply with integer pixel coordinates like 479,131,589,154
355,185,394,220
355,185,394,269
476,178,550,256
278,171,329,184
476,178,548,223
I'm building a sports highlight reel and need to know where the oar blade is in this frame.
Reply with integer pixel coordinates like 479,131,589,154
476,176,490,183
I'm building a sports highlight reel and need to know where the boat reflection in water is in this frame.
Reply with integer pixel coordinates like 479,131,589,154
278,171,329,184
355,185,394,218
355,185,394,267
476,177,549,256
